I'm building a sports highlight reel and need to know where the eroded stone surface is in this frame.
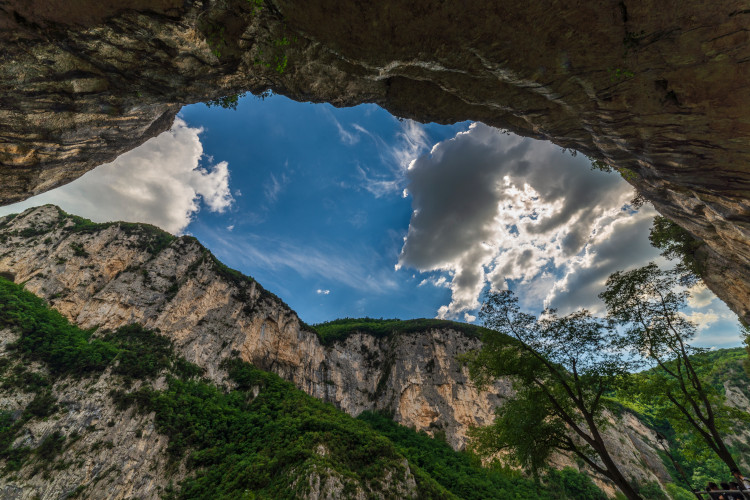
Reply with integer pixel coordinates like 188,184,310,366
1,0,748,323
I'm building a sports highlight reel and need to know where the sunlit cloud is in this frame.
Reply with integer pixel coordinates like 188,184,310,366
398,123,649,318
0,118,233,234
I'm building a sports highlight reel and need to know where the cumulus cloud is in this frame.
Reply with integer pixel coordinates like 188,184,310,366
398,122,645,318
543,207,663,314
680,310,720,331
0,118,233,234
687,283,716,309
316,289,331,295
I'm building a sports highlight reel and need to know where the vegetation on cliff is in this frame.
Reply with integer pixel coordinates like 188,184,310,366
467,263,749,499
312,317,492,346
609,347,750,490
0,276,603,498
465,289,642,499
648,216,705,277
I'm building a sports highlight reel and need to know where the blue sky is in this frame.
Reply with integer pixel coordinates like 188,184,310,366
0,94,744,348
179,96,468,322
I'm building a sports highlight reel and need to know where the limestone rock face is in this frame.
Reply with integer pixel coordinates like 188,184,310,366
0,328,182,500
1,206,735,495
0,206,506,449
1,0,749,323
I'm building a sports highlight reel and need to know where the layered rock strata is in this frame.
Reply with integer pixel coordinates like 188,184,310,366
1,0,749,322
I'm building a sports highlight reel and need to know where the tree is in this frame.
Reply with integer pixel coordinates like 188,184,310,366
648,216,704,276
466,290,642,500
600,263,746,472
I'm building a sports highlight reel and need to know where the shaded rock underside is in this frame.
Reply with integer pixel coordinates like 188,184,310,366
0,0,748,321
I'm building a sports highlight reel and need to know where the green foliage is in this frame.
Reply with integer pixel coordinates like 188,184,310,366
36,432,65,462
120,359,420,498
545,467,608,500
57,207,176,255
664,483,695,500
0,213,17,232
637,480,668,500
609,67,635,81
313,317,492,346
468,289,642,498
358,411,563,500
0,277,542,498
205,93,245,110
689,457,731,488
0,277,118,377
104,324,202,385
649,216,704,276
619,167,639,181
601,264,746,472
590,159,613,172
25,391,57,418
608,347,749,491
69,242,88,258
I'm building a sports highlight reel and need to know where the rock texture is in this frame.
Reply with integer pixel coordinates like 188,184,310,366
1,206,735,496
1,0,749,323
0,206,507,450
0,327,182,500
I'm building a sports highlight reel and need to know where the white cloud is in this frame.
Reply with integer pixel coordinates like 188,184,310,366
316,289,331,295
0,118,233,234
227,225,235,231
263,172,288,204
680,310,720,331
543,207,664,314
398,123,647,318
356,166,403,198
352,119,432,198
326,111,361,145
687,283,716,309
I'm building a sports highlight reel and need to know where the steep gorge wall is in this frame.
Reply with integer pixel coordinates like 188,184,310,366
0,206,506,449
0,0,749,323
0,206,682,494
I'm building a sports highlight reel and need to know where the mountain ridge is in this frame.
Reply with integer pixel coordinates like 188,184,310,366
1,205,747,498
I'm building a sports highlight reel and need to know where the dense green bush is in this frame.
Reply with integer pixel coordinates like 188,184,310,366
609,347,750,489
313,317,493,346
544,467,608,500
665,483,696,500
0,274,616,499
358,410,570,500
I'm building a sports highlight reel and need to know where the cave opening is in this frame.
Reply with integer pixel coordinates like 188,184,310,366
0,93,742,349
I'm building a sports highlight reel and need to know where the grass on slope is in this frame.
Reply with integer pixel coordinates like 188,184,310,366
0,277,598,499
312,317,493,346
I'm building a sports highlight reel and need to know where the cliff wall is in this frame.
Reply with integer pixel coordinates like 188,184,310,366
0,206,693,494
1,0,749,323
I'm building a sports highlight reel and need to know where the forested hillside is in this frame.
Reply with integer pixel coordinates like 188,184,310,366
0,276,605,499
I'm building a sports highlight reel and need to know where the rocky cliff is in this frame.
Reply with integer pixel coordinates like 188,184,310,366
2,205,733,496
1,0,749,324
